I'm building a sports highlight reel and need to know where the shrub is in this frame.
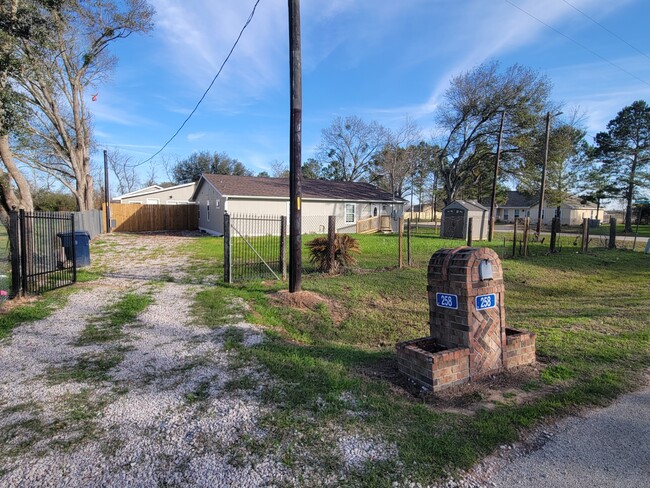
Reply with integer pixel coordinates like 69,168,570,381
306,234,361,273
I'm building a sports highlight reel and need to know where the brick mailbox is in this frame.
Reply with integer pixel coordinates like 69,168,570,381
397,247,536,391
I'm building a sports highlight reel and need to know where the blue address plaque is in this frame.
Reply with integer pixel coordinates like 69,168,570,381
436,292,458,310
475,293,497,311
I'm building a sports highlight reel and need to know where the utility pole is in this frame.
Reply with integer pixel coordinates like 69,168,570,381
536,111,551,238
488,110,505,242
103,150,111,233
288,0,302,293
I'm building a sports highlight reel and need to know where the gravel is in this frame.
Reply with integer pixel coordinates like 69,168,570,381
0,232,395,487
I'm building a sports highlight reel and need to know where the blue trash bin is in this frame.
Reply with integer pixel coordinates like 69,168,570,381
57,231,91,267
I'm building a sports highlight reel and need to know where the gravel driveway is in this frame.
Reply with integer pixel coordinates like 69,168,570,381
0,232,393,487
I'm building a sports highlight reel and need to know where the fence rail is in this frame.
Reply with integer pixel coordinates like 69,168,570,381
105,203,197,232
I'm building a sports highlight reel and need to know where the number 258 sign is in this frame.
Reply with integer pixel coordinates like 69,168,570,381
475,293,497,310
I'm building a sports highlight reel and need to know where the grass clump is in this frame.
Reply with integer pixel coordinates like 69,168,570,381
77,291,153,345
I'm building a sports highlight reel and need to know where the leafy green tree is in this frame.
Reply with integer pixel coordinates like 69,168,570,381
0,0,60,214
514,121,586,217
301,158,322,179
8,0,154,210
172,151,251,183
434,61,553,204
594,100,650,232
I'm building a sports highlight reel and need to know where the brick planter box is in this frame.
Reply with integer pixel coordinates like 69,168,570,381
396,337,470,392
505,328,537,368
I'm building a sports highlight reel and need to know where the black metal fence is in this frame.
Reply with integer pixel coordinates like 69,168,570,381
9,210,77,296
224,213,286,282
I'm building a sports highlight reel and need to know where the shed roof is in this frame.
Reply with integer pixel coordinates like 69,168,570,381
444,200,488,212
193,174,403,202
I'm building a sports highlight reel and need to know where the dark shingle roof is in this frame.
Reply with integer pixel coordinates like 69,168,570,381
198,174,402,202
501,191,537,208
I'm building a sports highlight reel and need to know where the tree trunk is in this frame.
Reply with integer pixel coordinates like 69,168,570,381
625,154,638,233
0,136,34,213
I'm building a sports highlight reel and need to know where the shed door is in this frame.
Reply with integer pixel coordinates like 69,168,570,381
443,208,465,238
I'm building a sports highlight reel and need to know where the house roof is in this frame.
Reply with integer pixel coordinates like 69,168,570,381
193,174,404,202
500,191,537,208
114,182,196,201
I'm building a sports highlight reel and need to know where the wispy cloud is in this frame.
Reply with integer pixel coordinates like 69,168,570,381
150,0,286,106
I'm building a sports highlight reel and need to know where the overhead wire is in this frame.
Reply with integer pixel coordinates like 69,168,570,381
560,0,650,62
136,0,263,166
504,0,650,88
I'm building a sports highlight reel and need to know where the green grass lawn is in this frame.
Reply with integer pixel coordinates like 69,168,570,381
191,233,650,484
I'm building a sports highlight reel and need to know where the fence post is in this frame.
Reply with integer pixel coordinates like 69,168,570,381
224,212,232,283
467,217,473,246
511,218,518,257
19,210,28,295
326,215,336,274
581,217,589,253
70,213,77,283
522,217,530,257
280,216,287,280
407,219,412,266
398,217,404,268
9,211,20,297
550,217,558,253
608,217,617,249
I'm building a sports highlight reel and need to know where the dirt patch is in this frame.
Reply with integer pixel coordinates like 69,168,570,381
358,356,549,415
268,290,347,324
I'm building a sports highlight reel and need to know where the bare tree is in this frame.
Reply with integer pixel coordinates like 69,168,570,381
107,149,141,195
434,61,553,204
269,160,289,178
319,115,387,181
11,0,154,210
371,118,421,198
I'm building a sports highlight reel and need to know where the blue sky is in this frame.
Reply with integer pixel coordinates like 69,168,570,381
91,0,650,183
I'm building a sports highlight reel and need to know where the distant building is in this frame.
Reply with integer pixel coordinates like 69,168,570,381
112,182,197,205
491,191,604,226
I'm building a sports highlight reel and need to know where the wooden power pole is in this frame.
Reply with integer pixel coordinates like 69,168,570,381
288,0,302,293
103,150,111,233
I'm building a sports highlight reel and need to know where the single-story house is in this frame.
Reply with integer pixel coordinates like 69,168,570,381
405,203,442,221
190,174,406,236
113,182,197,205
492,191,604,226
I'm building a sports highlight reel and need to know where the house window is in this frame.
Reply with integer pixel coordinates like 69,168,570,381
206,200,210,222
345,204,356,223
215,199,220,208
146,198,159,205
504,210,509,221
514,209,520,218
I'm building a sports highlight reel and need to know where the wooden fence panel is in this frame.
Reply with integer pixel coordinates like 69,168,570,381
105,203,198,232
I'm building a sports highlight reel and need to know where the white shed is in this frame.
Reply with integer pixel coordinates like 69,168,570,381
441,200,488,240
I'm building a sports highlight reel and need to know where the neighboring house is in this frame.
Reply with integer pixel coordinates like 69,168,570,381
190,174,406,236
492,191,604,226
112,182,197,205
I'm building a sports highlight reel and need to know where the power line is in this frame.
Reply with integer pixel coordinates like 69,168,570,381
137,0,263,166
504,0,650,88
560,0,650,62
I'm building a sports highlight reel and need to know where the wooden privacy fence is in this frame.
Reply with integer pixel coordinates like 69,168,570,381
105,203,198,232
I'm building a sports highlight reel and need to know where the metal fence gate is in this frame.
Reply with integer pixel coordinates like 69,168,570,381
9,210,77,296
224,213,286,282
